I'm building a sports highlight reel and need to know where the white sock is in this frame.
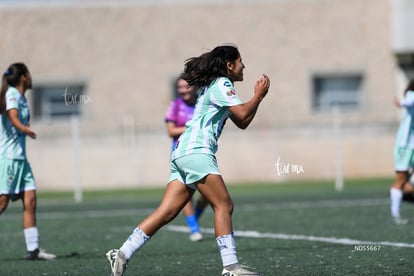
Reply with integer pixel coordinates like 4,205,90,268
24,227,39,252
390,187,403,218
119,227,150,259
216,232,238,267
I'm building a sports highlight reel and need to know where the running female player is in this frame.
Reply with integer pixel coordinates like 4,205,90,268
107,45,270,276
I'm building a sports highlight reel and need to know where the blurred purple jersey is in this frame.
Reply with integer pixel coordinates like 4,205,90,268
165,97,195,150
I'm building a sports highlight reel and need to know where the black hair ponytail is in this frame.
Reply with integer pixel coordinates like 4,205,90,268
182,45,240,89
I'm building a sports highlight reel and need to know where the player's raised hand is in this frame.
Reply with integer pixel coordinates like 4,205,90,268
254,74,270,99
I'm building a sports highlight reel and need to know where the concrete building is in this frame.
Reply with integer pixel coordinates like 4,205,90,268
0,0,413,191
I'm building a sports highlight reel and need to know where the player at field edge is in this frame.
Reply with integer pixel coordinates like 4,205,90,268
0,63,56,260
165,76,209,242
106,44,270,276
390,77,414,224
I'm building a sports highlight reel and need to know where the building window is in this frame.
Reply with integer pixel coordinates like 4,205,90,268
32,83,86,120
312,74,363,111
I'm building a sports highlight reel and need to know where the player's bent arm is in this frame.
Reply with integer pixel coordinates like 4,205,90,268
229,95,262,129
166,121,186,139
229,74,270,129
7,109,36,139
7,109,27,132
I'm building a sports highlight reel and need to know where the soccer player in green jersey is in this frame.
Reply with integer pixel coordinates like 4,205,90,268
391,78,414,224
0,63,56,260
107,45,270,276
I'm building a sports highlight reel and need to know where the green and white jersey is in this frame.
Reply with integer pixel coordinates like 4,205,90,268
172,77,242,159
396,90,414,149
0,87,30,160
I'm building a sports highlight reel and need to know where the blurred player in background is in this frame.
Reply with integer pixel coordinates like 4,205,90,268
107,44,270,276
390,78,414,224
0,63,56,260
165,76,208,242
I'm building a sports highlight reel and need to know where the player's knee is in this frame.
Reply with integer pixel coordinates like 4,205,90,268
226,200,234,215
23,196,37,212
214,199,234,215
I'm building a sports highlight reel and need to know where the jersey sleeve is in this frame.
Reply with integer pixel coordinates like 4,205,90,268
6,90,19,111
165,99,178,123
211,77,242,107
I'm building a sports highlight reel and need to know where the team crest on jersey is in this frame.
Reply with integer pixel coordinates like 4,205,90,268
9,97,16,102
226,90,236,97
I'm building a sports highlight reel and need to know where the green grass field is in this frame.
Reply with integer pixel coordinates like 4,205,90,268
1,178,413,275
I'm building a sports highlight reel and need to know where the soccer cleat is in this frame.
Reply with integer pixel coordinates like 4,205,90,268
392,216,408,225
189,231,203,242
106,249,128,276
25,248,56,261
221,264,261,276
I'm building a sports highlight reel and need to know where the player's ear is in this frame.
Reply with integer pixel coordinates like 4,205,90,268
226,61,234,74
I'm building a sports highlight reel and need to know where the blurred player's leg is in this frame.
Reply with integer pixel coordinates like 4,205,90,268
0,194,10,214
195,194,209,220
182,200,203,241
390,171,408,224
402,180,414,203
